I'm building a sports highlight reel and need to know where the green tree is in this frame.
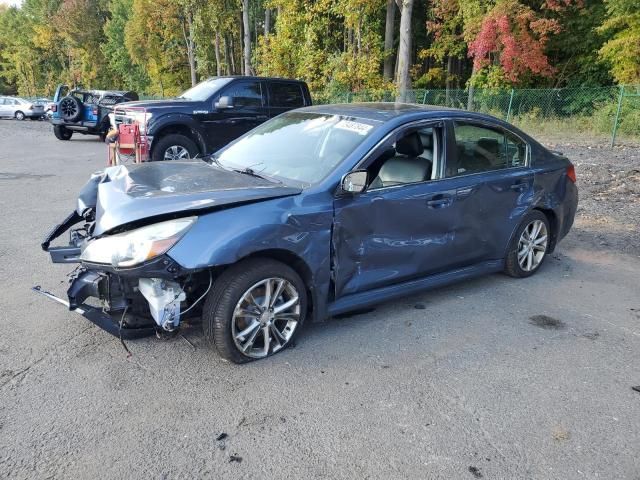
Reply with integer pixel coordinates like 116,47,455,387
599,0,640,84
103,0,150,91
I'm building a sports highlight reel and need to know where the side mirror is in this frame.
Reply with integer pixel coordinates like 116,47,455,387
341,170,368,194
215,95,234,109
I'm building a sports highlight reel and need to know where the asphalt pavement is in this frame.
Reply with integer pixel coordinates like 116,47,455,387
0,119,639,479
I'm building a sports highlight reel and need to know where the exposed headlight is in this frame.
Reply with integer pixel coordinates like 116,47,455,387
124,111,152,134
80,217,196,267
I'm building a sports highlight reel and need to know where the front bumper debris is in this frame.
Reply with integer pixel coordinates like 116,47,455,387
38,210,201,338
32,286,156,339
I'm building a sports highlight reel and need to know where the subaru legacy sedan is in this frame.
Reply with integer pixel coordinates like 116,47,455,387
37,103,578,363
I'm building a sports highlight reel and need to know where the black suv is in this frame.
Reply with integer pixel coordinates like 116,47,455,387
115,76,312,161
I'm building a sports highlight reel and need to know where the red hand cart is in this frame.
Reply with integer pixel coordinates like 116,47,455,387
107,106,150,166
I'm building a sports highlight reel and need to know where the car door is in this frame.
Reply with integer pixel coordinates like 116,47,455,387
8,98,20,117
445,120,534,261
0,98,7,117
204,80,268,152
332,121,483,298
267,81,306,118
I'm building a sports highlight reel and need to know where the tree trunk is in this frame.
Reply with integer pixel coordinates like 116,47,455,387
242,0,252,76
445,55,453,105
230,36,237,74
467,83,475,111
182,11,197,86
467,64,476,111
214,31,222,76
383,0,396,82
224,35,231,75
265,8,271,41
395,0,414,102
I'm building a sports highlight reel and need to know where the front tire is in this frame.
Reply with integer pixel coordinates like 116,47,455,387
504,210,550,278
203,258,307,363
151,134,199,161
15,111,25,121
53,125,73,140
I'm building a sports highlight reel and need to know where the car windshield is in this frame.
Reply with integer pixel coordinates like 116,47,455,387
214,112,380,186
177,78,233,101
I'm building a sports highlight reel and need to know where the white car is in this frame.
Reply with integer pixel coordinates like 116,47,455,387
0,96,45,120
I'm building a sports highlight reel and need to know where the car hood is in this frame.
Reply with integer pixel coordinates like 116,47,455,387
77,161,302,236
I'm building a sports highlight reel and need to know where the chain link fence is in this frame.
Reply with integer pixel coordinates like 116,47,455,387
315,85,640,145
22,85,639,145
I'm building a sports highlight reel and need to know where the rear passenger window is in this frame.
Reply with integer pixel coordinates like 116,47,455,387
225,81,264,108
269,82,305,108
451,122,527,176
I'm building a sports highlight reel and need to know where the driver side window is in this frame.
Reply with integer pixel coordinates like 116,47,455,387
367,126,441,190
222,81,264,108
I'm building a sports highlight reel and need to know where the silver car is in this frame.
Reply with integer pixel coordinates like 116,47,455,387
0,96,45,120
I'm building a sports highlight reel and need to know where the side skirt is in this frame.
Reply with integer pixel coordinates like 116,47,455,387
327,259,504,317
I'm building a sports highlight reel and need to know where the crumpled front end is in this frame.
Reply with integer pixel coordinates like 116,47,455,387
36,162,302,338
37,177,205,337
36,232,204,337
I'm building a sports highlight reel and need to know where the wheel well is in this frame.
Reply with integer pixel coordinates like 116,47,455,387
243,249,315,319
151,124,204,155
533,207,558,253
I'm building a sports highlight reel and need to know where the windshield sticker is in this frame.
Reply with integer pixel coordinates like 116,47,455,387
335,120,373,135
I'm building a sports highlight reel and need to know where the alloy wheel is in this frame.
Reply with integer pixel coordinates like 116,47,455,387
163,145,191,161
15,111,24,120
517,219,548,272
231,277,300,358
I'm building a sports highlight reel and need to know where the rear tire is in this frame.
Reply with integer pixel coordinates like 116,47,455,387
202,258,307,363
53,125,73,141
151,134,199,161
504,210,550,278
15,111,25,121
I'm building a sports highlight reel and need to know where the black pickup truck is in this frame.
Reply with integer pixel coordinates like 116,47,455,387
115,76,312,161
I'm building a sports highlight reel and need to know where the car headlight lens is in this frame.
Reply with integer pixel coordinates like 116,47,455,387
124,111,152,134
80,217,196,267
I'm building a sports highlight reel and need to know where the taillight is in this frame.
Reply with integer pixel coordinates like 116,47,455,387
29,104,34,110
51,105,57,112
92,107,98,116
566,164,576,183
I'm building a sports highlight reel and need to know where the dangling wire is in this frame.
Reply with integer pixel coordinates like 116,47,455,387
119,305,132,358
181,271,213,316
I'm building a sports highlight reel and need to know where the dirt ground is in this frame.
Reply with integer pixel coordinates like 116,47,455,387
0,119,639,479
544,138,640,255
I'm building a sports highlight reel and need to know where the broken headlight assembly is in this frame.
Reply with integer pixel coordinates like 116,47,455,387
80,217,196,267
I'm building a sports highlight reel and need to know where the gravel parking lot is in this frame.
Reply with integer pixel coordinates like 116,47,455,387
0,119,639,479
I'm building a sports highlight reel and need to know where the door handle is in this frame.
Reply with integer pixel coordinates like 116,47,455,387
426,194,453,208
510,181,528,191
256,115,268,121
456,186,475,198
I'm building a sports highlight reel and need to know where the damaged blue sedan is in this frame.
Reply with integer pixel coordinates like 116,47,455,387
37,103,578,363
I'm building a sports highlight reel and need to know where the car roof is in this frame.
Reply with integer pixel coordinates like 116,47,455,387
297,102,499,122
207,76,307,84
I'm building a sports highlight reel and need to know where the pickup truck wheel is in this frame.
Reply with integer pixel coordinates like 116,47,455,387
53,125,73,140
15,111,25,121
504,210,550,278
203,258,307,363
152,134,199,161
